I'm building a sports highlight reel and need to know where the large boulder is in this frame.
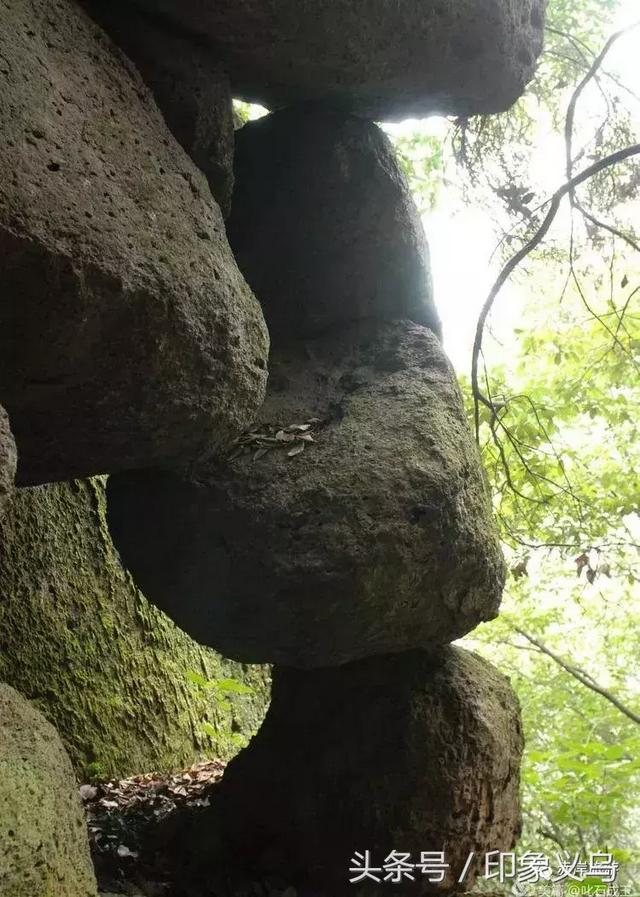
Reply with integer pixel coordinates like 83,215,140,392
84,0,235,217
108,321,505,668
0,0,268,487
0,477,270,779
0,684,97,897
229,108,441,341
170,648,523,895
0,406,16,521
124,0,546,119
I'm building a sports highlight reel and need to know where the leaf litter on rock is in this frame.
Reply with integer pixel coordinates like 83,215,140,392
228,417,323,463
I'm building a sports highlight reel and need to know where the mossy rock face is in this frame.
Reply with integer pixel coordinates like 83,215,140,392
0,478,270,779
0,683,97,897
0,405,16,522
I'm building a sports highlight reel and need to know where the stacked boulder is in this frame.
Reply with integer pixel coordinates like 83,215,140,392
0,0,547,892
0,0,269,486
0,0,269,889
107,108,506,669
193,649,523,893
108,106,527,896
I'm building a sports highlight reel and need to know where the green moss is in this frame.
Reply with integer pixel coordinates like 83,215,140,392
0,478,270,779
0,684,98,896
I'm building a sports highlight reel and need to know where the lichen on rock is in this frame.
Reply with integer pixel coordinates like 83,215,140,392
0,683,98,897
0,405,16,522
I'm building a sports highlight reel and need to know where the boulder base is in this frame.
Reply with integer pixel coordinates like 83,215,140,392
171,648,523,896
0,0,268,486
108,321,505,668
0,684,97,897
0,406,16,520
124,0,546,119
230,108,441,340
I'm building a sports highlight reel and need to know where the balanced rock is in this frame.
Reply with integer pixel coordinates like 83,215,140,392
174,648,523,895
0,0,268,486
126,0,546,119
0,684,97,897
108,321,505,668
0,406,16,521
85,0,235,216
229,108,441,340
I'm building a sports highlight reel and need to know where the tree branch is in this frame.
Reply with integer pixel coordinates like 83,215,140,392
514,627,640,726
471,141,640,439
565,19,640,182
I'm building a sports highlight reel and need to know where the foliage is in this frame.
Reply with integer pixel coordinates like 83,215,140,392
390,0,640,881
463,260,640,883
450,0,638,242
187,671,257,751
392,128,443,213
467,270,640,562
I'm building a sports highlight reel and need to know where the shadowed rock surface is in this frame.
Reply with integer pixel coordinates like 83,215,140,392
168,648,523,896
0,0,268,486
0,477,270,779
0,684,98,897
125,0,546,119
229,108,441,341
108,321,505,668
0,406,16,521
84,0,235,217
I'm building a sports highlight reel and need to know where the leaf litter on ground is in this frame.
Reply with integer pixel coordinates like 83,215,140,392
84,760,304,897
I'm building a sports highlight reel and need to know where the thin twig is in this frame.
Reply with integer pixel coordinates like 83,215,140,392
565,19,640,183
514,627,640,726
471,141,640,439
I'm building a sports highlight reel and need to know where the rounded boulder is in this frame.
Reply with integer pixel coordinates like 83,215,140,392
108,321,505,668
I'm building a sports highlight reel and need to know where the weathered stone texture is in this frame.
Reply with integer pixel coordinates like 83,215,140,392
0,0,268,486
124,0,546,119
230,107,441,340
0,406,16,521
175,648,523,895
0,477,270,778
0,684,98,897
85,0,235,216
108,321,505,668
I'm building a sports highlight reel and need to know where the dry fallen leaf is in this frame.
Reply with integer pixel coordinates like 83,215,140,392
79,784,98,802
287,444,305,458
